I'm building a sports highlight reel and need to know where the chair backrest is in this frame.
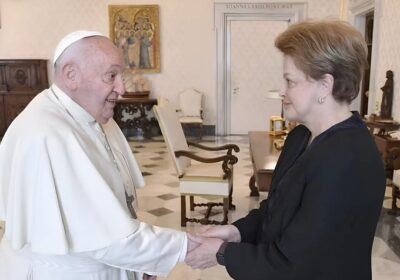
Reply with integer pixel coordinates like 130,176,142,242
179,89,203,117
157,96,170,107
153,103,190,176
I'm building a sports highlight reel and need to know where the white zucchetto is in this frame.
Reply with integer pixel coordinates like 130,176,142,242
53,30,105,65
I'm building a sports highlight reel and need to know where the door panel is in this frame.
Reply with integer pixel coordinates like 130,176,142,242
0,96,5,136
230,20,288,134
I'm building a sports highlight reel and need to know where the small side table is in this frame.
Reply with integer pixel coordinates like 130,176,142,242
364,119,400,136
248,131,281,196
113,97,158,139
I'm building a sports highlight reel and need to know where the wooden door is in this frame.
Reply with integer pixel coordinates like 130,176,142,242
229,20,288,134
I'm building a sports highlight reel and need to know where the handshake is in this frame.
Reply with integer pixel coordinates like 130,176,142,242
184,224,241,270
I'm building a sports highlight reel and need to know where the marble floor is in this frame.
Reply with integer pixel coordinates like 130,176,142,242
1,135,400,279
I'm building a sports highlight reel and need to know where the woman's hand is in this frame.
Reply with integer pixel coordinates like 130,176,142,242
185,234,223,269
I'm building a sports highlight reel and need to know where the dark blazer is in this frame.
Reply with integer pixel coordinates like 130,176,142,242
225,114,386,280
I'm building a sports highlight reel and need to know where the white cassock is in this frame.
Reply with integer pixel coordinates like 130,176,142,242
0,84,187,280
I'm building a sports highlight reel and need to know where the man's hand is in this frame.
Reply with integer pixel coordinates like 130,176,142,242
187,232,201,253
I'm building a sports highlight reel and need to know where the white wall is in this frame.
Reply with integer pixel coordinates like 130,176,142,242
5,0,394,127
0,0,218,123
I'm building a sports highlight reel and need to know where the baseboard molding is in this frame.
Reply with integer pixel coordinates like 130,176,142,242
122,125,216,139
181,125,215,138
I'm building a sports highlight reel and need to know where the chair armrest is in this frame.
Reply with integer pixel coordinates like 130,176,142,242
187,141,240,155
175,150,238,178
175,150,238,164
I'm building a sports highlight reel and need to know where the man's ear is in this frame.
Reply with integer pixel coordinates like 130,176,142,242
319,73,334,94
62,63,79,91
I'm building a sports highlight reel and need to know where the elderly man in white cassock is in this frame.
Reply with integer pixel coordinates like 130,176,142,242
0,31,198,280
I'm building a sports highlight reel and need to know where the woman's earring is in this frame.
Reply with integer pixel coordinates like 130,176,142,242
318,96,326,104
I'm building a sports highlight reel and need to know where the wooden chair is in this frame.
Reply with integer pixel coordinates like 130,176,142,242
153,103,239,226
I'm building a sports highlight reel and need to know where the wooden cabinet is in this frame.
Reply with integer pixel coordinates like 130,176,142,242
0,59,48,136
364,119,400,215
113,97,158,139
0,96,5,135
374,135,400,171
373,135,400,215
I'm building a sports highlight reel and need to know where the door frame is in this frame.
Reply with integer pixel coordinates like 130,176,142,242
214,2,307,135
349,0,378,115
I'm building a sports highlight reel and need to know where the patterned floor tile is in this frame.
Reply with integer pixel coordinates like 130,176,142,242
142,164,159,168
134,145,146,149
147,207,174,217
150,157,164,160
165,182,179,188
157,193,179,200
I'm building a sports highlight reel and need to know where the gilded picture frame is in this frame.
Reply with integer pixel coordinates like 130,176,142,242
109,5,160,73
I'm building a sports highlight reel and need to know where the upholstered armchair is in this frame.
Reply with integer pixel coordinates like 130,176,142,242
177,89,204,139
153,103,240,226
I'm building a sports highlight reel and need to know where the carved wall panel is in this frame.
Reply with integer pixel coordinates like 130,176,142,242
0,59,48,136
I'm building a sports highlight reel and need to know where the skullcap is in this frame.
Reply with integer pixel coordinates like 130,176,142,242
53,30,105,65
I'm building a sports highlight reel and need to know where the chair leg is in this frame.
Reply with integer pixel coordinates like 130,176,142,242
189,195,195,211
184,199,230,226
249,175,260,197
181,195,187,227
222,197,229,225
388,183,400,215
229,173,236,210
199,124,203,140
199,203,213,225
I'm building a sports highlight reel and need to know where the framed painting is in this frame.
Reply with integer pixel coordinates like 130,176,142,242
109,5,160,73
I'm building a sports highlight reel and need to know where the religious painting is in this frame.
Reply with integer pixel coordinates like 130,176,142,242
109,5,160,73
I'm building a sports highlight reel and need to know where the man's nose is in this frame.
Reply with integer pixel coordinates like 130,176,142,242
114,76,125,96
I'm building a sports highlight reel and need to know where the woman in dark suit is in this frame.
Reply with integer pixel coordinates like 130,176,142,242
185,19,386,280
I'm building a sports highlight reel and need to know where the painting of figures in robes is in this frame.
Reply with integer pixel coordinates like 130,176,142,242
109,5,160,73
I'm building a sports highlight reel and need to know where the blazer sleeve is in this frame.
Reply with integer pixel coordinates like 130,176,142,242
232,199,268,243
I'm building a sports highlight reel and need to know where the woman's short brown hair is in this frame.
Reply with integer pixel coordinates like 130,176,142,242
275,19,368,104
